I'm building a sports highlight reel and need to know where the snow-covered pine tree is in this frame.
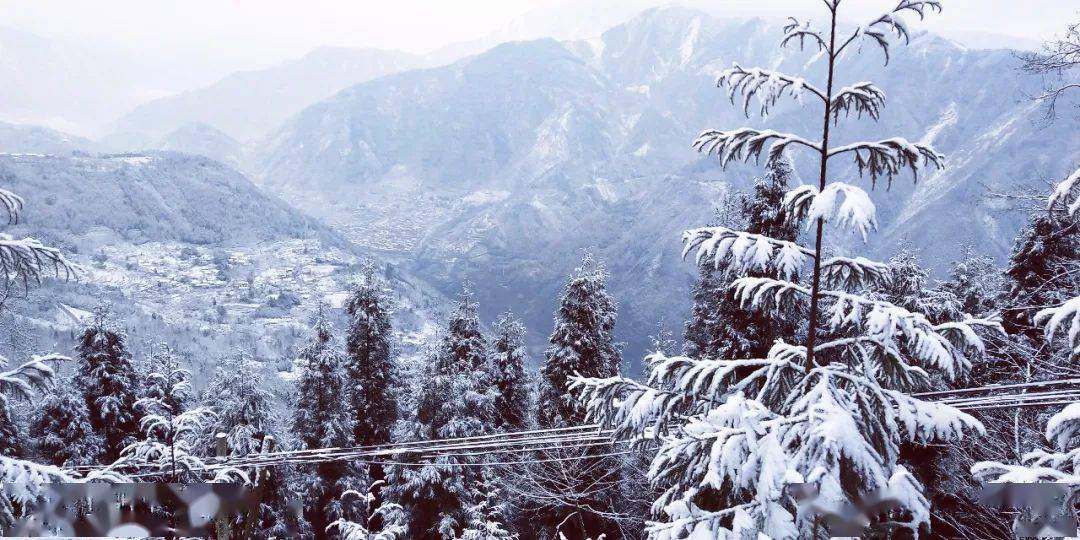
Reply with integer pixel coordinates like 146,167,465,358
139,344,191,419
29,382,104,467
526,255,630,539
291,310,357,537
941,246,1002,318
684,197,746,360
202,350,277,459
387,290,494,539
571,2,999,537
538,254,620,428
121,406,246,483
461,470,516,540
75,311,141,462
684,157,801,372
202,351,292,537
490,311,531,432
344,264,397,528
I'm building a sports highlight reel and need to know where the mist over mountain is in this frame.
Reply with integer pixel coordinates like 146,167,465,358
0,121,103,155
109,47,423,145
250,7,1080,363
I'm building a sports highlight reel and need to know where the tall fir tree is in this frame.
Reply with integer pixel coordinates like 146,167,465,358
291,311,357,537
528,255,628,539
75,312,141,462
388,290,494,539
684,157,800,360
537,254,621,428
29,382,104,467
572,2,997,536
489,311,531,432
343,264,397,526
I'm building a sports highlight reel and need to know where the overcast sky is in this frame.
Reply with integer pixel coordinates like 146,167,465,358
2,0,1076,70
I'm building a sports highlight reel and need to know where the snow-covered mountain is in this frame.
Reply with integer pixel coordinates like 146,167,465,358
109,47,422,145
157,123,243,169
0,151,336,249
250,7,1080,363
0,121,103,155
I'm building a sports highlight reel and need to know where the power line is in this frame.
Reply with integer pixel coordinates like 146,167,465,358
65,379,1080,477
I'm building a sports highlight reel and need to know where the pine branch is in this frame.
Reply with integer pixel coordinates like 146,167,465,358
717,63,825,117
694,128,821,168
827,138,944,185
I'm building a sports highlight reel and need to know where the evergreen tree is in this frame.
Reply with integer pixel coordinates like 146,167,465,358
684,158,800,360
1002,208,1080,341
537,254,620,428
572,3,996,536
202,351,294,537
29,383,104,467
75,312,140,462
941,245,1003,317
139,344,191,419
203,351,276,457
343,265,397,525
291,311,356,537
461,470,516,540
388,291,493,539
344,265,396,447
527,256,628,539
489,312,531,432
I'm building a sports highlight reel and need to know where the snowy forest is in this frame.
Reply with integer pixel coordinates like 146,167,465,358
3,0,1080,538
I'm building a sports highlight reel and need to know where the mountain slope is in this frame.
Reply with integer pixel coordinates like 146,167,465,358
252,7,1080,363
0,121,102,155
110,47,421,144
157,123,242,169
0,151,337,249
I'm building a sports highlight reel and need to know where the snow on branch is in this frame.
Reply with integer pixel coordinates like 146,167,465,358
885,388,985,444
821,256,891,290
820,290,989,380
732,276,809,315
1,455,71,505
1035,296,1080,354
717,63,825,117
0,234,81,288
781,17,827,52
694,128,821,169
828,137,944,185
1045,402,1080,451
1048,166,1080,216
838,1,944,64
0,355,59,402
0,188,24,225
681,226,813,278
785,183,878,240
831,82,887,122
733,277,989,380
973,403,1080,487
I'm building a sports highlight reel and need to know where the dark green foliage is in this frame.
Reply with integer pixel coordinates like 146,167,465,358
74,315,140,462
389,291,493,539
490,312,531,432
344,267,397,447
538,255,621,428
29,383,104,467
684,158,800,361
291,312,356,537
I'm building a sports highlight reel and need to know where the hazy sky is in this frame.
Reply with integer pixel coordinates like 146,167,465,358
3,0,1076,70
